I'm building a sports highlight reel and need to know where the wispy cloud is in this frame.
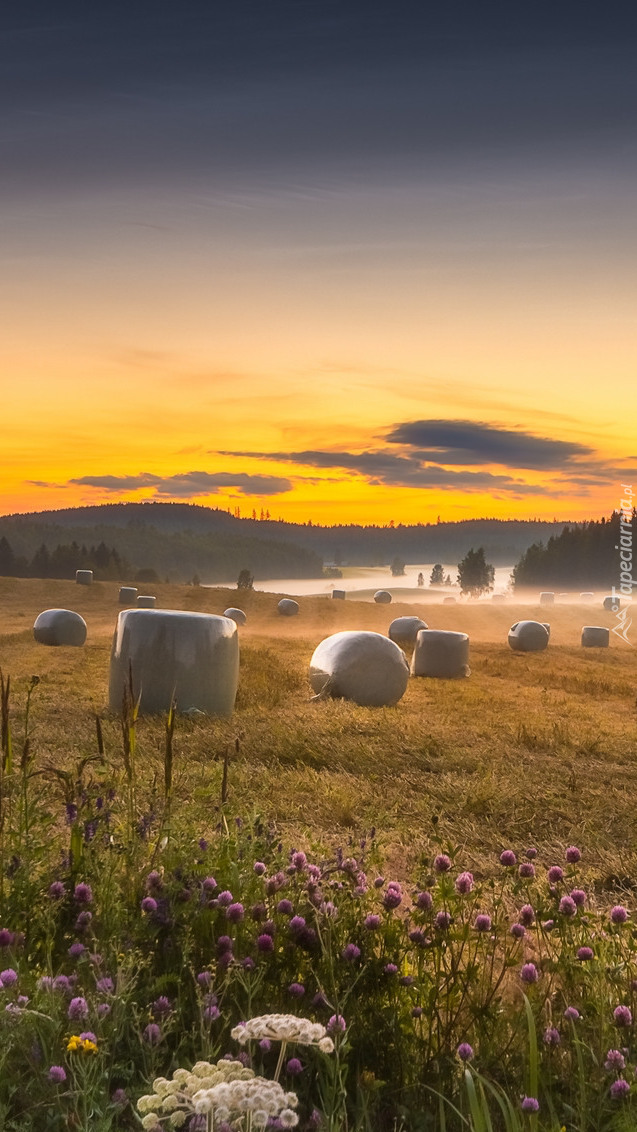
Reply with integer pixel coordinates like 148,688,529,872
66,471,293,497
385,419,592,470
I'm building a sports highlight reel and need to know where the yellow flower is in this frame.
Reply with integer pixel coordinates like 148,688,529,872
66,1035,98,1054
81,1039,98,1055
66,1036,81,1052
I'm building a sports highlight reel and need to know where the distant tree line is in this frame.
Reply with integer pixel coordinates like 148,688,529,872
512,511,637,589
0,537,131,580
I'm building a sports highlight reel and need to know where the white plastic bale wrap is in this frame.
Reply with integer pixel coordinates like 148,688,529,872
332,590,346,600
579,592,594,601
443,596,456,604
373,590,392,604
109,609,239,716
309,631,409,706
410,629,470,678
492,594,506,603
277,598,299,616
223,608,247,625
388,616,428,646
508,621,549,652
581,626,610,647
75,570,93,585
137,595,156,608
603,596,620,612
33,609,87,647
118,587,138,605
539,592,555,605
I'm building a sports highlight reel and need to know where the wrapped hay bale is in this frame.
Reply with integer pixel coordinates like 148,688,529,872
374,590,392,604
277,598,299,616
223,608,247,625
109,609,239,716
508,621,549,652
118,587,138,605
411,629,470,678
75,570,93,585
539,592,555,606
332,590,346,600
137,595,156,608
388,616,428,646
581,626,610,647
33,609,87,647
309,631,409,706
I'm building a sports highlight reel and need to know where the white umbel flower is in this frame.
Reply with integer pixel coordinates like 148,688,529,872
231,1013,329,1046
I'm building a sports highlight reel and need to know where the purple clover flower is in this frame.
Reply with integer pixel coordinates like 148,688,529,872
564,1006,580,1021
289,916,306,933
565,845,582,863
286,1057,303,1075
217,890,233,907
68,996,88,1020
474,914,491,933
48,881,65,900
610,1079,631,1099
559,895,577,917
383,884,403,910
570,889,587,907
611,905,629,924
143,1023,161,1045
433,854,452,873
68,942,85,959
614,1005,632,1027
73,883,93,905
277,899,294,916
510,923,526,939
547,866,564,884
141,897,157,914
518,862,535,879
291,851,307,871
226,902,244,923
521,1097,540,1113
543,1027,560,1046
0,969,17,986
455,872,474,894
435,911,452,931
577,946,594,962
364,914,381,930
202,876,217,892
499,850,516,866
48,1066,66,1084
384,963,398,975
606,1050,626,1071
253,862,266,875
287,982,305,997
520,963,539,984
96,977,114,994
457,1042,474,1061
257,933,274,952
342,943,361,962
526,847,538,859
415,891,433,911
327,1014,346,1034
152,996,172,1017
519,904,535,926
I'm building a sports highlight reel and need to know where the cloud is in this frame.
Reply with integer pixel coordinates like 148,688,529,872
217,449,545,494
67,471,292,497
384,420,593,470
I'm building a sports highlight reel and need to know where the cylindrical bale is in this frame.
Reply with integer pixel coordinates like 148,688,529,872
332,590,346,600
388,616,428,646
33,609,87,647
603,596,620,612
109,609,239,716
278,598,299,616
75,570,93,585
374,590,392,604
542,622,551,639
137,595,156,608
581,626,610,647
309,631,409,706
443,596,456,604
223,607,247,625
508,621,549,652
118,587,138,605
579,592,594,601
539,592,555,605
411,629,470,678
492,594,506,603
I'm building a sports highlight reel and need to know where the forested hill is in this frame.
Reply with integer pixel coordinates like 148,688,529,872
0,502,575,580
512,512,636,589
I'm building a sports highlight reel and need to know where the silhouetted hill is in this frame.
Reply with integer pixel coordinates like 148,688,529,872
0,502,579,581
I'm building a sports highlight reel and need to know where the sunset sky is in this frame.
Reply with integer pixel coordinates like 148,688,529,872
2,1,636,525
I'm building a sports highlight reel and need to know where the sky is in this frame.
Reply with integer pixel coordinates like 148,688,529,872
2,0,637,525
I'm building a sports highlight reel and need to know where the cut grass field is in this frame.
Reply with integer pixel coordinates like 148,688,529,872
1,576,636,894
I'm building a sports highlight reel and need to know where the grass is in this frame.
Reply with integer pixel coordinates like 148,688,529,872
0,576,635,888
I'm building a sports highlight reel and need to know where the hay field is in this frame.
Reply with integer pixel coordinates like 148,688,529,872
1,576,635,892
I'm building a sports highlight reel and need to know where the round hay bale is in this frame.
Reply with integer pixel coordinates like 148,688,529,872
223,607,247,625
411,629,470,678
603,596,620,612
278,598,299,617
309,631,409,706
137,595,156,608
492,594,506,603
539,592,555,605
75,570,93,585
109,609,239,716
388,616,428,646
508,620,549,652
374,590,392,604
542,622,551,639
118,587,138,605
579,592,594,601
581,625,610,647
33,608,87,647
443,596,456,604
332,590,346,600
